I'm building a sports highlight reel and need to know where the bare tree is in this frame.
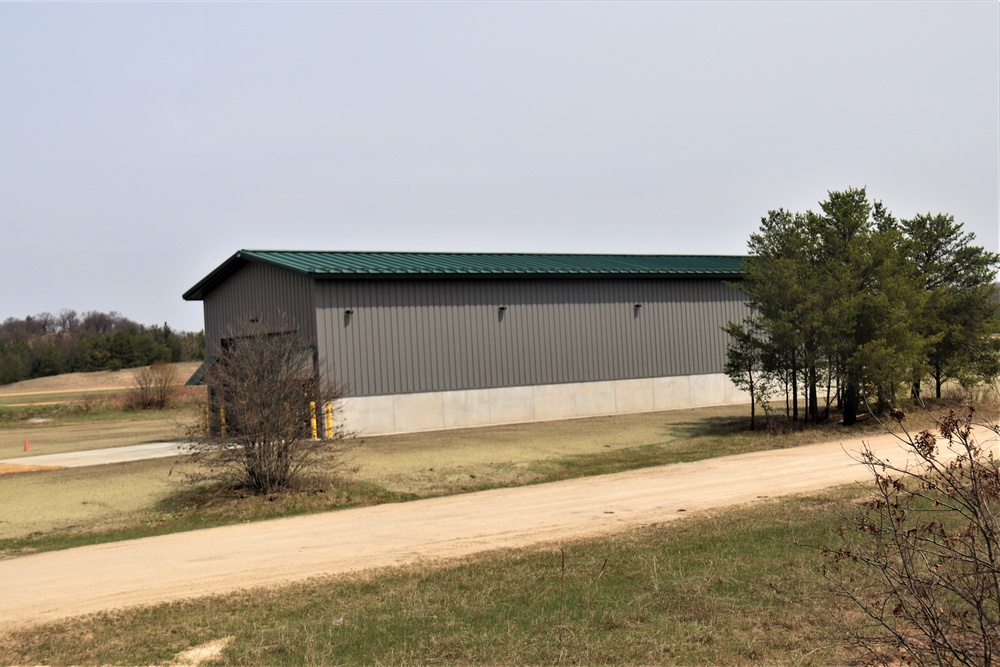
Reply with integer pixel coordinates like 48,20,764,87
127,362,178,410
57,309,79,334
825,406,1000,666
188,323,348,495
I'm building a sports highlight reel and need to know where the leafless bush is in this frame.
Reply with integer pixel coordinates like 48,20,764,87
187,323,349,495
79,393,119,414
825,406,1000,666
80,393,100,413
127,362,178,410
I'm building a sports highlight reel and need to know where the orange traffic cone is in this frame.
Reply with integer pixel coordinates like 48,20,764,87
23,438,29,452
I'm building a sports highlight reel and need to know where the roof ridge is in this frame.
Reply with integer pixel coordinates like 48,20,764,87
185,250,747,301
241,249,744,258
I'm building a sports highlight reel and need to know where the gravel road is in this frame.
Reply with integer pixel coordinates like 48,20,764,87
0,428,992,632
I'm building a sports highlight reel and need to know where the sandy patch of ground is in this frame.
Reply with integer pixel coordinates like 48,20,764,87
170,636,234,666
0,463,63,475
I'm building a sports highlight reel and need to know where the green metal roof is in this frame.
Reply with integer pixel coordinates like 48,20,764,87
184,250,747,301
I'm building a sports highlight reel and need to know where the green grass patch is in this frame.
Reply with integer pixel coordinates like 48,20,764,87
0,401,108,423
0,402,193,426
0,489,861,666
538,433,768,480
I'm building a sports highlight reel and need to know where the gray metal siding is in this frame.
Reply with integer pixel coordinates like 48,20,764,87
315,278,748,397
203,263,317,356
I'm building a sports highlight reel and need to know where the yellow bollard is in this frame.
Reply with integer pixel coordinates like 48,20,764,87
220,407,227,438
310,401,318,441
325,401,334,440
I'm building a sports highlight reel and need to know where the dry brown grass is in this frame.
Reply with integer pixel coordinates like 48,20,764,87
0,395,965,545
348,405,746,494
1,406,751,542
0,361,201,396
0,414,195,459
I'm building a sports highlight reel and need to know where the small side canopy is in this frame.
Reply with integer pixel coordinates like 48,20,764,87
184,347,313,387
185,355,218,386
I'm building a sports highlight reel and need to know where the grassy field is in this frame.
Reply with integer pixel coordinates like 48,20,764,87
0,408,197,458
1,367,976,664
0,488,862,666
0,362,204,461
0,399,916,552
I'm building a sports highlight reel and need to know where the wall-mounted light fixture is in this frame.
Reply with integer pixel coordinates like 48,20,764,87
344,308,354,326
498,305,507,312
249,317,260,324
633,303,642,318
498,305,507,322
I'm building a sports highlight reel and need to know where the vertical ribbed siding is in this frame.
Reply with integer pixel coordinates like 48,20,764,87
314,278,749,397
203,263,317,356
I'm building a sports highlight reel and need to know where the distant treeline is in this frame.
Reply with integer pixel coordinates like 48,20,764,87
0,310,205,385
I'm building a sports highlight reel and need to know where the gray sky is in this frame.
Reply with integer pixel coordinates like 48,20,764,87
1,2,997,333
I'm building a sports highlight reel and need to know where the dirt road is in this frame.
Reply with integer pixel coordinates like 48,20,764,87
0,429,992,632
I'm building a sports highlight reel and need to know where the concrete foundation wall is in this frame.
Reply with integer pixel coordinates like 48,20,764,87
337,373,751,436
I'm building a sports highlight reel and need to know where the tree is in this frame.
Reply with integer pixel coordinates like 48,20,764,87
0,310,205,383
825,407,1000,665
722,321,773,430
0,341,31,385
902,213,1000,397
57,309,79,334
189,322,348,495
742,207,816,422
728,188,995,428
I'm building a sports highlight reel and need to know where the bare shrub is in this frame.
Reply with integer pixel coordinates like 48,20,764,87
187,323,349,495
825,406,1000,666
127,362,178,410
79,393,121,414
80,393,100,414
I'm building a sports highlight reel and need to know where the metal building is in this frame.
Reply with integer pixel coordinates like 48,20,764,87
183,250,750,435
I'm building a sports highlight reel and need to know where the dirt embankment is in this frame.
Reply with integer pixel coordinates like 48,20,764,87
0,362,201,397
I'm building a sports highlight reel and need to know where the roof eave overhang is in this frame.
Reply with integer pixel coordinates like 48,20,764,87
309,270,747,281
184,249,323,301
182,251,249,301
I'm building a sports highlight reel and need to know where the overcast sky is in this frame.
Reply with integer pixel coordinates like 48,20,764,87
1,2,997,333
